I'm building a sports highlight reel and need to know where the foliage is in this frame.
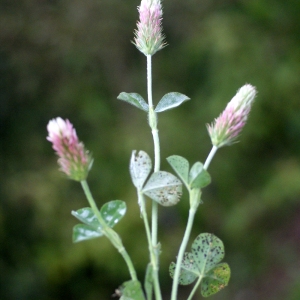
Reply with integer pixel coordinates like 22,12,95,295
1,0,300,299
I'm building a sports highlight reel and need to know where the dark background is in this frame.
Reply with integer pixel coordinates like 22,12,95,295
1,0,300,299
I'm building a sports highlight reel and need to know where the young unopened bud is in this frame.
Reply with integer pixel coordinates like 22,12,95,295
207,84,257,148
47,117,93,181
133,0,166,56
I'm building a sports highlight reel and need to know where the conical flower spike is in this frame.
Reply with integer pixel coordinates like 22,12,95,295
133,0,166,56
207,84,257,148
47,117,93,181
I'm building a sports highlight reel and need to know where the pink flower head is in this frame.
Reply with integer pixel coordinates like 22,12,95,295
47,117,92,181
207,84,257,148
133,0,166,56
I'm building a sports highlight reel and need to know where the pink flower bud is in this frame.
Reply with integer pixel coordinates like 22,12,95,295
207,84,257,148
133,0,166,56
47,117,92,181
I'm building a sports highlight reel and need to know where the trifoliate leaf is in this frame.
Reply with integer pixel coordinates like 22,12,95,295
169,233,230,297
71,201,127,243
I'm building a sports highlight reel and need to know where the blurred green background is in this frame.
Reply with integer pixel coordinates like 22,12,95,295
1,0,300,299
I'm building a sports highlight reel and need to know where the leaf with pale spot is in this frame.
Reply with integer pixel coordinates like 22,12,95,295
73,224,103,242
72,207,100,228
142,171,182,206
155,92,190,112
71,200,126,243
130,150,152,190
100,200,127,227
117,92,149,112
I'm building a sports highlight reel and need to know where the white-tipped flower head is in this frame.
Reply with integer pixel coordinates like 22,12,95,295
207,84,257,148
133,0,166,56
47,117,93,181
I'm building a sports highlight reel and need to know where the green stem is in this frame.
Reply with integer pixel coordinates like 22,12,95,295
152,131,161,172
187,275,203,300
171,197,198,300
203,145,218,170
80,180,137,281
146,54,162,297
151,128,160,246
147,54,154,108
139,191,162,300
147,55,160,245
147,55,160,247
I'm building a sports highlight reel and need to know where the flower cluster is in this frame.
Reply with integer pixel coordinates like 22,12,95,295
47,117,92,181
207,84,257,148
133,0,166,56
